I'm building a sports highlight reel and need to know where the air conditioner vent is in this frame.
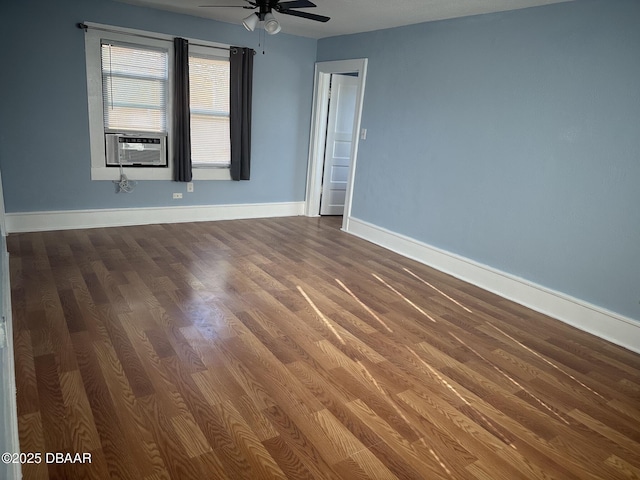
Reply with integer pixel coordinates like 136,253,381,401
105,133,168,167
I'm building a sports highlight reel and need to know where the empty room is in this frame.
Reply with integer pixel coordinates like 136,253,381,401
0,0,639,478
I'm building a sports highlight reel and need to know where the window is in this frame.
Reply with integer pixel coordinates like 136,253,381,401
189,53,231,168
85,24,232,181
101,42,168,134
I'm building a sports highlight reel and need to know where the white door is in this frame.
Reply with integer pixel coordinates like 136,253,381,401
320,74,358,215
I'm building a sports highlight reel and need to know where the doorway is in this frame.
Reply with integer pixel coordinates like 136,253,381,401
320,73,358,215
305,59,368,231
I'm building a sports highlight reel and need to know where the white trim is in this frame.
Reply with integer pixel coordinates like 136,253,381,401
0,171,19,478
5,202,304,233
345,217,640,354
304,59,368,231
91,166,232,182
1,250,21,479
304,70,331,217
192,168,232,181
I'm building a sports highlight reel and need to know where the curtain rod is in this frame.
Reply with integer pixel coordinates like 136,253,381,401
77,23,254,54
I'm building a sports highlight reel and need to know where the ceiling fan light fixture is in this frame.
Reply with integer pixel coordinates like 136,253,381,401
263,12,281,35
242,13,259,31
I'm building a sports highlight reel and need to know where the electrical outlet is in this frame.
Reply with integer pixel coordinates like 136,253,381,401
173,193,183,199
187,182,194,192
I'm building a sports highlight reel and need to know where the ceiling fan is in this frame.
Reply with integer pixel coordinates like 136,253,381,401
199,0,330,34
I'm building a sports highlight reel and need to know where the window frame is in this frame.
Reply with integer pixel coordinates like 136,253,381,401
84,22,231,181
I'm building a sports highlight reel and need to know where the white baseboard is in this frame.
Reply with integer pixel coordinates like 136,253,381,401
345,217,640,354
5,201,305,233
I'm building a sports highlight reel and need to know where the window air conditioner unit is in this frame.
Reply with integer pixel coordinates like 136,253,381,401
105,133,168,167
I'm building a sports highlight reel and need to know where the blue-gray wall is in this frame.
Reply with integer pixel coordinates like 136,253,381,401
318,0,640,321
0,0,316,212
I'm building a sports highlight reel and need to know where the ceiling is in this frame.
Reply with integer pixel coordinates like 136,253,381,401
117,0,574,39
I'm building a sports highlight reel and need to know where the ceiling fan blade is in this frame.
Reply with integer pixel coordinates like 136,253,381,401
277,0,316,9
277,9,330,22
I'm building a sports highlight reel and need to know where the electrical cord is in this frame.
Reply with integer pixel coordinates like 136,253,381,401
113,159,137,193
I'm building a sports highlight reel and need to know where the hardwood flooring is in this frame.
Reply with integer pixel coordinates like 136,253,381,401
9,216,640,479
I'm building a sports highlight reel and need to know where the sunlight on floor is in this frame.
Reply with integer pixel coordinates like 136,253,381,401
372,273,437,323
357,360,454,479
407,346,516,449
402,267,473,313
335,278,393,333
487,322,604,400
297,285,346,345
450,333,570,425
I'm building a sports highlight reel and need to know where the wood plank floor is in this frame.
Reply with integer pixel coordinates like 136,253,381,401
9,216,640,480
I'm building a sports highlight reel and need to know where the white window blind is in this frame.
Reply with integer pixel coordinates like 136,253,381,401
189,54,230,167
101,42,168,133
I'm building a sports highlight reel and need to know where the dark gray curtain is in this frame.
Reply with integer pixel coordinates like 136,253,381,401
229,47,254,181
173,37,192,182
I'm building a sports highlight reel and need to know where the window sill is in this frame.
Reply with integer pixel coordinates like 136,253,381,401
91,167,172,181
193,168,231,181
91,166,231,181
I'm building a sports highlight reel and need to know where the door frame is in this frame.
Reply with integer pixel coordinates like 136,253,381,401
304,59,368,231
